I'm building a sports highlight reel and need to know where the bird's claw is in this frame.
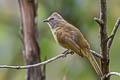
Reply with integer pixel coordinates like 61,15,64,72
62,49,74,58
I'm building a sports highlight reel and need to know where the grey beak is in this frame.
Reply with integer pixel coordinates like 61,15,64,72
43,19,49,22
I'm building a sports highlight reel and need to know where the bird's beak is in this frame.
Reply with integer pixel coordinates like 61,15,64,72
43,19,49,22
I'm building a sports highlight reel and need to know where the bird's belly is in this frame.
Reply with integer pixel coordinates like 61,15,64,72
53,34,70,49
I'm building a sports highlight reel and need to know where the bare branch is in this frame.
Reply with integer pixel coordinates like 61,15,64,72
94,17,104,25
42,56,47,80
106,72,120,78
18,0,43,79
108,18,120,50
95,0,109,80
0,50,72,69
106,34,114,42
90,50,103,59
102,72,120,79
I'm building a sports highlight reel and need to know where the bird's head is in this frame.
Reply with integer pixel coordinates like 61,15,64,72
43,12,65,29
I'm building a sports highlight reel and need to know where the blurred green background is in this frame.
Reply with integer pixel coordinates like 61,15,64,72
0,0,120,80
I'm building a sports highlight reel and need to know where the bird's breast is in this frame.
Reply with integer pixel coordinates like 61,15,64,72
52,27,62,44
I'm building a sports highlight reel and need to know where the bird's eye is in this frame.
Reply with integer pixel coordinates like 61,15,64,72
49,18,54,21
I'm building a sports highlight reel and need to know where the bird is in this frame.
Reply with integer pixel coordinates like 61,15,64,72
43,12,103,78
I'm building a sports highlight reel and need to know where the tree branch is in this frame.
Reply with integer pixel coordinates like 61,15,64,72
90,50,103,59
95,0,109,80
0,50,72,69
42,56,47,80
18,0,43,80
107,17,120,51
106,72,120,78
94,17,104,25
102,72,120,79
0,49,103,68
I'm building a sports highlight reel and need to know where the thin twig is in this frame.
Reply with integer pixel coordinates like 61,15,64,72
94,17,104,25
42,56,47,80
90,50,103,59
0,49,102,69
106,72,120,78
0,50,72,69
102,72,120,79
108,18,120,50
106,35,114,42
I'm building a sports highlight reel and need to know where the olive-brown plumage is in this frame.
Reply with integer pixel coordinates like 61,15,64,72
43,12,103,78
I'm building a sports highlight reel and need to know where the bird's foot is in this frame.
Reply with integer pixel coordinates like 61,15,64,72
62,49,74,57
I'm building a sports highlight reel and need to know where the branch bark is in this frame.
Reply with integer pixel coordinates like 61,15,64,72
102,72,120,79
106,72,120,78
94,0,109,80
90,50,103,59
18,0,43,80
107,18,120,51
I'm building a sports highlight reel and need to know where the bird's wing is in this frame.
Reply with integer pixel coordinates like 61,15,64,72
64,24,90,49
58,32,83,57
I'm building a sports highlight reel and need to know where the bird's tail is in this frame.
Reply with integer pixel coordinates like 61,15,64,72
82,48,103,78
